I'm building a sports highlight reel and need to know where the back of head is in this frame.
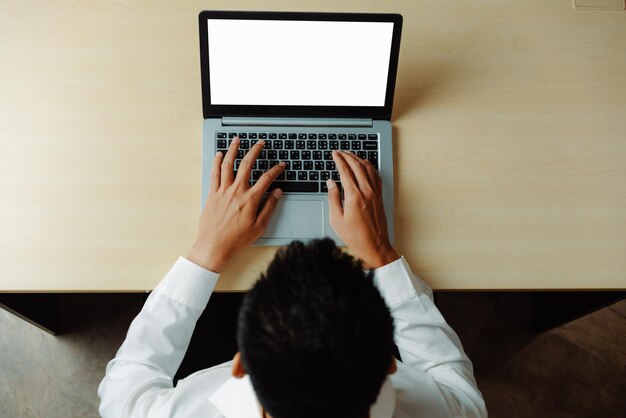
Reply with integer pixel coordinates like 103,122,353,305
237,239,395,418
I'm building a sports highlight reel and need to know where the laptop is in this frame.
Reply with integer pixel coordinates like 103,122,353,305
198,11,403,246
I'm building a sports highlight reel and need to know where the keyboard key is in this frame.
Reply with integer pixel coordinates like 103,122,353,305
238,133,248,139
270,160,279,168
320,181,341,193
268,150,278,159
228,132,238,138
357,151,367,159
290,150,300,160
338,134,347,139
325,161,336,171
292,161,302,170
368,133,378,140
318,141,328,150
315,161,324,170
301,151,311,160
329,141,339,150
358,134,366,140
351,141,361,150
279,150,289,160
249,133,258,139
320,171,331,181
269,133,277,139
363,141,378,150
277,171,285,180
252,170,263,180
307,140,316,150
340,141,350,150
313,151,322,160
259,150,267,159
278,133,287,139
304,161,313,170
258,160,268,170
268,181,319,193
217,139,227,149
259,133,268,139
286,171,296,180
328,134,337,139
308,133,317,139
235,160,241,169
217,132,227,138
237,150,244,159
285,140,295,149
324,151,333,160
251,139,258,147
348,134,356,140
298,133,307,139
289,133,297,139
368,151,379,168
296,140,306,149
319,134,327,139
309,171,319,181
240,140,250,149
332,171,340,181
298,171,308,181
273,140,283,149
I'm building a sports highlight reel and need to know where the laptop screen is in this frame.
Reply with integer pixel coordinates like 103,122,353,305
207,20,394,107
199,11,403,119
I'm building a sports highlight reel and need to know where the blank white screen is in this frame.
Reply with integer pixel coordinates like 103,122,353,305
207,19,394,106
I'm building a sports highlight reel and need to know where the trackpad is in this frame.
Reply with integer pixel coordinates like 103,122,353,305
263,200,323,239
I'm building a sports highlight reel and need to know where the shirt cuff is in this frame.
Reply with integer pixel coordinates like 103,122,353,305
372,256,432,306
154,257,220,311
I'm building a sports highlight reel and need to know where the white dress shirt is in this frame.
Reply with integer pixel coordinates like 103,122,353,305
98,256,487,418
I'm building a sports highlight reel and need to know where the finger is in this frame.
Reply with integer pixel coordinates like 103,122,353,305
332,151,357,193
221,137,240,186
210,151,224,193
250,161,286,197
351,151,381,196
236,139,265,186
340,151,376,193
326,179,343,220
255,188,283,229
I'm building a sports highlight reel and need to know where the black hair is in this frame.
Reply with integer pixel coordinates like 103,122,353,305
237,238,395,418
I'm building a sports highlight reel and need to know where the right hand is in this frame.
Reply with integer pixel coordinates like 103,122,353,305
327,151,399,269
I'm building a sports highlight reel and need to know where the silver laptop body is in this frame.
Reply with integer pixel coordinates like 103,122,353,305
198,11,403,246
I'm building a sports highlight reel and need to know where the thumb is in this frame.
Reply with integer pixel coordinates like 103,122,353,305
327,179,343,221
256,188,283,229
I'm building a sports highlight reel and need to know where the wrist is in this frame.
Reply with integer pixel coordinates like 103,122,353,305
365,247,399,270
187,242,230,273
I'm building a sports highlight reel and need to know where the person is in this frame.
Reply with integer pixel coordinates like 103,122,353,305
98,138,487,418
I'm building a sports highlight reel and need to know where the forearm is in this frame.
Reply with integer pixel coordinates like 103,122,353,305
98,257,219,417
373,257,486,416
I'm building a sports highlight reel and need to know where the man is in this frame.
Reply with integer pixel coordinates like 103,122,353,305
98,138,487,417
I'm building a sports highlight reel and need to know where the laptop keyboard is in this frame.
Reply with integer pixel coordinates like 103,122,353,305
215,131,379,193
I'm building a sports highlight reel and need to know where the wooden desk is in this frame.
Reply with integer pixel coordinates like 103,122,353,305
1,0,625,292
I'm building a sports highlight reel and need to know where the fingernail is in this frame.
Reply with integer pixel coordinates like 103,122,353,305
327,179,335,189
215,151,223,157
273,188,283,198
233,137,240,143
258,139,265,145
279,161,286,167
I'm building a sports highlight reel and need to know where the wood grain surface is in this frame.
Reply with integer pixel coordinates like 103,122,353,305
1,1,625,291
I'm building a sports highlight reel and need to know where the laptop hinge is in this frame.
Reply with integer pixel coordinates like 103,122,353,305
221,117,373,127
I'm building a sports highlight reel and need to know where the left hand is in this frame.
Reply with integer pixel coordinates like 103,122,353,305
187,137,286,272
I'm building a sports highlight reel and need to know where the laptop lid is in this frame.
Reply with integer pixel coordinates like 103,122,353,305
199,11,403,120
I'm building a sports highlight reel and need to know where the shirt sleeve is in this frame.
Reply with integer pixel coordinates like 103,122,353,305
97,257,220,418
373,257,488,418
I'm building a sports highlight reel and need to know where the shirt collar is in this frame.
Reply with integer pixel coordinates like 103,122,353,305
209,375,395,418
